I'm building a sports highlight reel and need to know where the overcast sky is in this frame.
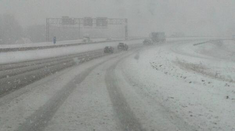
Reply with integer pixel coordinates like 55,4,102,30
1,0,235,36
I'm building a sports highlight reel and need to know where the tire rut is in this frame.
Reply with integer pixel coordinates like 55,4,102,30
105,51,144,131
15,55,119,131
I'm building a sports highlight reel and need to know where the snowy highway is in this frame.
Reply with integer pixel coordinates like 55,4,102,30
0,39,234,131
0,49,106,97
0,38,142,52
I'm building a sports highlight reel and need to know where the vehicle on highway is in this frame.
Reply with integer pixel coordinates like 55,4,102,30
117,42,128,51
150,32,166,43
2,1,234,131
104,46,114,53
143,39,153,45
83,36,92,43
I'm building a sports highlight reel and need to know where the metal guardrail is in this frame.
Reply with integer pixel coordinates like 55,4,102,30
193,39,232,46
193,40,213,46
0,38,143,53
0,43,142,97
0,40,112,52
0,49,105,97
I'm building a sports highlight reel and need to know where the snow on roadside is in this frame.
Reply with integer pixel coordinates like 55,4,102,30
0,37,214,49
194,40,235,83
0,40,142,64
0,38,218,65
0,38,111,49
121,41,235,131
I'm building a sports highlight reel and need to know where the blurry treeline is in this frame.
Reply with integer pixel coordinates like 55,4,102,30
0,14,46,44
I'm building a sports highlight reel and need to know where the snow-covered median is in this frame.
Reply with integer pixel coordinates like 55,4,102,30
0,38,111,49
0,39,142,64
121,40,235,131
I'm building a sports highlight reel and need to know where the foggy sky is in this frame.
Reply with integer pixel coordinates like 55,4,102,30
1,0,235,36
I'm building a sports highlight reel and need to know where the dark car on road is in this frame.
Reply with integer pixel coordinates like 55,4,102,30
117,43,128,51
104,46,114,53
143,39,153,45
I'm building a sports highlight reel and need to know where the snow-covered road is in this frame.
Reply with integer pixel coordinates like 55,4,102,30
0,39,234,131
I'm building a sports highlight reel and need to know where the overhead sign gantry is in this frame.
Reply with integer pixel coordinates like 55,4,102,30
46,16,128,41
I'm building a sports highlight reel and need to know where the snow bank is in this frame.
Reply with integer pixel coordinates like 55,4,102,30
0,38,112,49
0,40,142,64
0,37,219,49
121,40,235,131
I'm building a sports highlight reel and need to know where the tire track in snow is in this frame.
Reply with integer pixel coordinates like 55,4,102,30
105,51,144,131
15,55,120,131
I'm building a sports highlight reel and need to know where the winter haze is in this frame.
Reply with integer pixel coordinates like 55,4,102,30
1,0,235,37
1,1,235,131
